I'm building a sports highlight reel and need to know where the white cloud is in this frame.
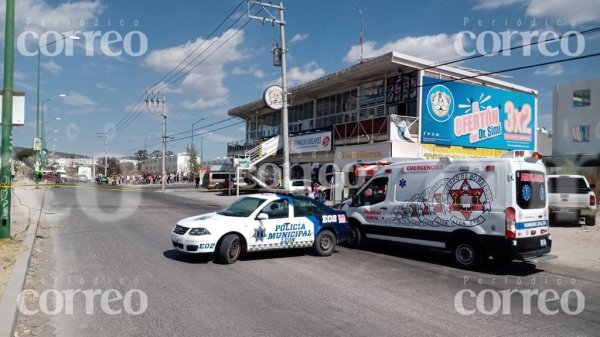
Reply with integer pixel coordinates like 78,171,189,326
181,96,228,110
145,29,248,110
96,82,116,92
0,0,103,40
472,0,527,10
472,0,600,24
527,0,600,24
533,63,564,76
232,65,266,78
64,91,97,107
287,62,326,87
344,33,462,64
41,59,62,75
267,62,325,87
290,33,308,43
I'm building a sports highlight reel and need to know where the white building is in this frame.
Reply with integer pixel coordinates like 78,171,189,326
141,153,190,175
52,157,94,168
552,78,599,156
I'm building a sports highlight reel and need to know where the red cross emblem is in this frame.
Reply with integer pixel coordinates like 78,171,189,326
449,180,484,220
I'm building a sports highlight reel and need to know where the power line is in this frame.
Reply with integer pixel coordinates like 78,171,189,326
106,1,250,134
420,51,600,89
150,4,254,94
145,0,247,94
167,116,239,138
113,14,257,134
167,120,246,143
155,15,257,92
428,26,600,71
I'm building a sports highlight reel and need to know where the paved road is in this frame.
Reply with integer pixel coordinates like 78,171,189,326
17,185,600,336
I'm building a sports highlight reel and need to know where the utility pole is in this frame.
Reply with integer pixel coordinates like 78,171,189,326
248,1,290,192
145,91,167,192
97,132,108,177
0,0,15,238
161,91,167,193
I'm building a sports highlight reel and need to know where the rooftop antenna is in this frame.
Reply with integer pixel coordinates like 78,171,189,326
355,7,364,63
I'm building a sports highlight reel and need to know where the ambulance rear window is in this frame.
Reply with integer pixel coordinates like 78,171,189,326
515,171,546,209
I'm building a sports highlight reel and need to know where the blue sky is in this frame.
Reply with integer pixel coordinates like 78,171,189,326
1,0,599,160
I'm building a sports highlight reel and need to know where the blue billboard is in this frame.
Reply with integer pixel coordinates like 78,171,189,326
421,76,536,150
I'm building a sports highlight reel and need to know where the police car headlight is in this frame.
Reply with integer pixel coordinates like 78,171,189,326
188,227,211,236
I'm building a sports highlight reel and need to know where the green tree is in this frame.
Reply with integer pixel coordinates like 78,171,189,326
135,149,148,170
14,148,35,168
186,144,198,173
97,157,122,176
120,162,135,174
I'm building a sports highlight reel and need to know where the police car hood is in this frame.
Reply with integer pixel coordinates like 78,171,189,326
177,212,243,229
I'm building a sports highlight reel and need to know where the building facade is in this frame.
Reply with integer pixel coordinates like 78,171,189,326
552,78,599,156
227,51,538,180
141,153,190,175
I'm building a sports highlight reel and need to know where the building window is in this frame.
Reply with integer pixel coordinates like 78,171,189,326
315,89,357,128
572,125,590,142
573,89,591,107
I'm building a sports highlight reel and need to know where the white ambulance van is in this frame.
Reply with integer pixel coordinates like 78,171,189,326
340,151,551,269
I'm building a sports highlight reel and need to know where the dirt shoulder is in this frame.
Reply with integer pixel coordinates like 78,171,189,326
545,214,600,274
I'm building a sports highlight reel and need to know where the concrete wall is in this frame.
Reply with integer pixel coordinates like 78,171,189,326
552,78,600,155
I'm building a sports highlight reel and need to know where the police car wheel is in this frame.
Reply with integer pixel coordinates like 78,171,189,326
216,234,241,264
452,241,482,269
346,225,362,249
314,230,336,256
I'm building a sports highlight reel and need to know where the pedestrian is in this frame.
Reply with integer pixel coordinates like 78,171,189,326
312,182,320,201
195,173,200,189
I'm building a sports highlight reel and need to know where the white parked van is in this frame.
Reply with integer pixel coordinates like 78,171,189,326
340,151,551,269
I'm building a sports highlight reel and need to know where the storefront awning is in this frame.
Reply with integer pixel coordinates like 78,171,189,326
355,164,382,177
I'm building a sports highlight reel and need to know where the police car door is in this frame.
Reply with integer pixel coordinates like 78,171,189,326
249,197,308,251
352,176,390,240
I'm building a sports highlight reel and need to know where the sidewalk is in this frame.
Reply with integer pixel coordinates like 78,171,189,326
0,186,45,337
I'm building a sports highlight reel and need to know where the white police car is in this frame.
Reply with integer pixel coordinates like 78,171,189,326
171,193,351,264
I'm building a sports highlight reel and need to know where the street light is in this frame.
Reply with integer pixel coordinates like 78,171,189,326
42,116,61,169
191,117,206,149
190,117,205,177
35,34,78,179
144,136,151,152
43,117,61,145
41,93,66,131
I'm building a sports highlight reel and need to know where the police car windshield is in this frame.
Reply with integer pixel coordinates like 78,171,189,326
218,197,266,217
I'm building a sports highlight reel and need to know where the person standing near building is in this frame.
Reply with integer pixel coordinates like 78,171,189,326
195,173,200,189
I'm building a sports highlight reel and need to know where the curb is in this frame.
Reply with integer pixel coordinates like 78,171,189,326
0,189,44,337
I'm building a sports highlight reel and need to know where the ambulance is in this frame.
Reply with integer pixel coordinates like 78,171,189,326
339,151,551,269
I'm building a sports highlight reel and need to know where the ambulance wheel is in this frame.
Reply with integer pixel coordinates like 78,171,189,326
585,215,596,226
346,225,362,248
451,240,483,270
314,230,336,256
216,234,241,264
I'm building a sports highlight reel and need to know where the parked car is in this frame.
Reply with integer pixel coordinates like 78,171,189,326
170,193,350,264
547,175,597,226
202,172,232,189
286,179,328,196
96,176,109,184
